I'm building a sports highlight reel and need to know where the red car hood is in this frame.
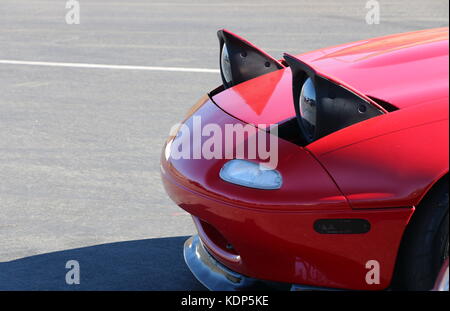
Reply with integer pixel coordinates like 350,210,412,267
212,27,449,126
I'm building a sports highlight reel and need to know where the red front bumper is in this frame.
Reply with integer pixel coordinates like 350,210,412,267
161,97,413,290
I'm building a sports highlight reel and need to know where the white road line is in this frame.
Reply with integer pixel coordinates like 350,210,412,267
0,60,220,74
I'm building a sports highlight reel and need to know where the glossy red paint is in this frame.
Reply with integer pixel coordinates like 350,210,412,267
299,27,449,110
161,28,449,290
307,99,449,209
161,99,414,290
212,67,295,127
163,168,413,290
164,100,349,211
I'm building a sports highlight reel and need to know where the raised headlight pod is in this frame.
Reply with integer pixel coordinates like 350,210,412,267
218,29,285,88
219,159,282,190
283,53,387,143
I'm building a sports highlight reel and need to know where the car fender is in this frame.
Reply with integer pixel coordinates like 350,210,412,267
307,98,449,209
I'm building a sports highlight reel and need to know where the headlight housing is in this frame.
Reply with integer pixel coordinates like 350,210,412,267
219,159,282,190
217,29,284,89
284,53,387,144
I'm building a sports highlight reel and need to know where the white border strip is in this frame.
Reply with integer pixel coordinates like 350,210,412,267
0,60,220,73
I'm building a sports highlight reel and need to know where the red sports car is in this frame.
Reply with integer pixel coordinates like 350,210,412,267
161,28,449,291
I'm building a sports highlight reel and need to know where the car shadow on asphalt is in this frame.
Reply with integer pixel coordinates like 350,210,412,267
0,236,206,290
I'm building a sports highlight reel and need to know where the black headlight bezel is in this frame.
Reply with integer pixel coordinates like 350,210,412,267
284,53,387,144
218,29,285,89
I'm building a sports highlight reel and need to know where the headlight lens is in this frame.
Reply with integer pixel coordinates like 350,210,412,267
219,159,282,190
299,77,317,142
220,44,232,85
